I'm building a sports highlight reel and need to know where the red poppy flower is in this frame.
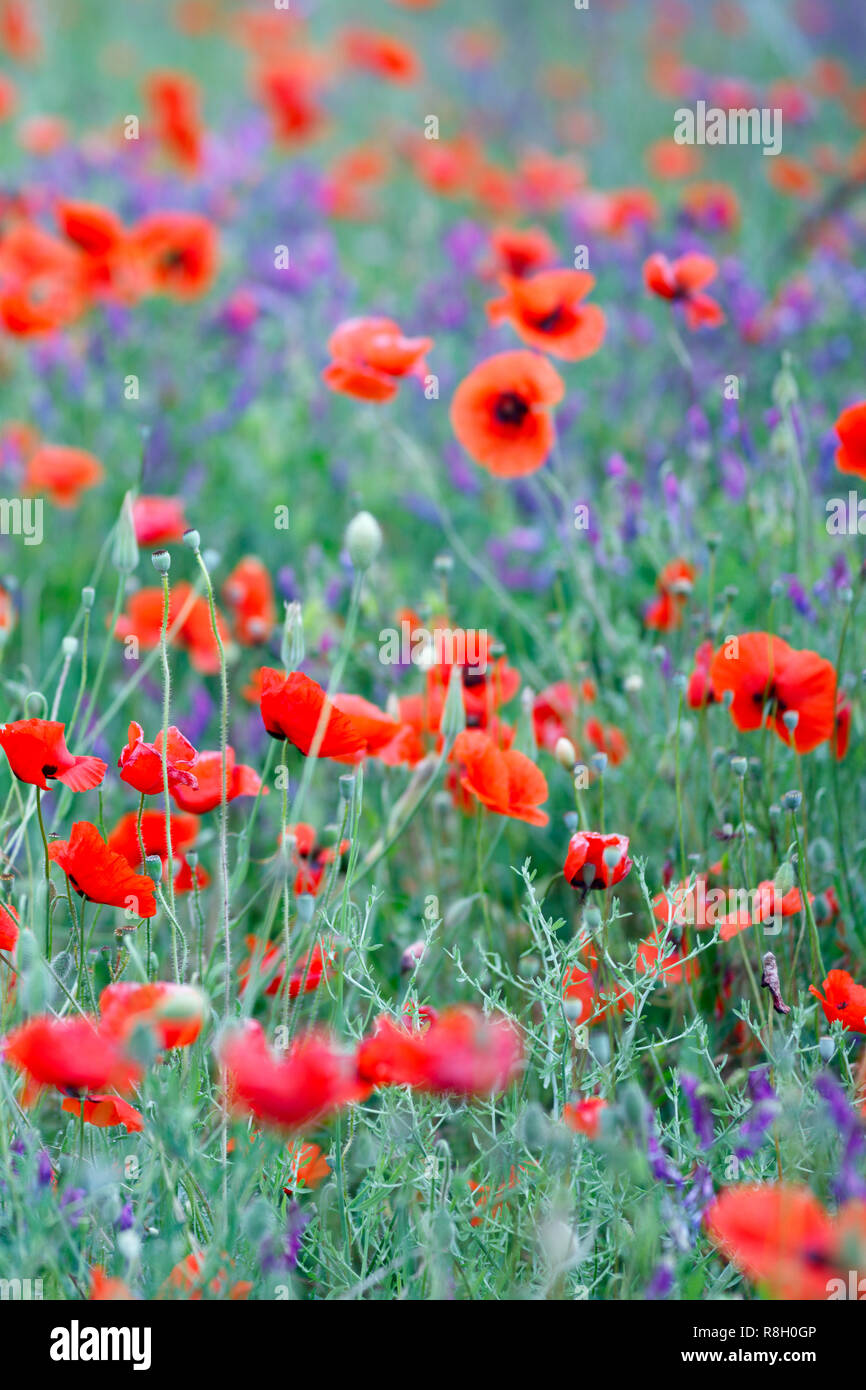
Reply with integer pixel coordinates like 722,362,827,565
834,400,866,478
61,1094,144,1133
636,926,698,983
357,1006,523,1096
562,957,634,1025
322,316,432,402
132,495,187,545
90,1268,133,1301
717,881,807,943
238,933,337,998
706,1184,852,1301
0,220,86,335
285,823,350,896
487,269,606,361
220,1020,367,1131
340,28,421,83
330,693,402,761
584,717,628,765
451,728,548,826
687,640,716,710
809,970,866,1034
833,692,851,760
107,808,205,894
100,981,205,1049
532,679,596,751
160,1245,254,1300
24,444,104,507
145,69,203,172
114,582,230,674
283,1140,331,1192
57,199,125,259
2,1016,141,1102
171,747,262,814
108,807,200,866
130,211,218,299
0,902,18,951
254,55,328,146
450,349,564,477
118,721,198,797
222,556,276,645
643,251,725,329
258,669,367,759
709,632,836,754
487,225,557,279
55,200,132,300
562,1095,607,1138
564,831,632,892
49,821,157,918
644,557,696,631
0,718,106,792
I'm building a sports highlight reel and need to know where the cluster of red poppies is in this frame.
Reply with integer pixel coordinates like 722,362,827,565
220,1004,523,1133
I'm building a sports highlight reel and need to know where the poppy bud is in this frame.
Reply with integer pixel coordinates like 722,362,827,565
433,553,453,575
24,690,47,717
590,751,608,777
81,586,95,610
583,906,602,934
61,636,78,659
401,940,426,973
730,756,747,778
602,845,622,873
623,673,643,694
182,528,201,553
151,549,171,575
554,736,577,769
781,789,802,812
296,893,315,925
344,510,383,572
202,548,220,570
781,710,799,733
112,492,139,575
144,855,163,884
773,860,795,896
280,600,304,672
439,665,466,741
818,1036,835,1062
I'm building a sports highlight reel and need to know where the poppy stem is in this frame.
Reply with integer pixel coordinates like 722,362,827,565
157,571,178,982
136,793,151,980
193,546,231,1016
35,786,51,954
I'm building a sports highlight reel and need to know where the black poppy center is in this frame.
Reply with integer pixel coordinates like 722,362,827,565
493,392,529,427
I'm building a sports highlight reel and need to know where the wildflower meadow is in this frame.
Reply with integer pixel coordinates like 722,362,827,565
0,0,866,1342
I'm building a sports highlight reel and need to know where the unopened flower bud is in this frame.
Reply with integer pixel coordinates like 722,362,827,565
555,736,577,770
401,940,426,973
344,510,383,571
151,549,170,575
182,528,201,554
112,492,139,576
